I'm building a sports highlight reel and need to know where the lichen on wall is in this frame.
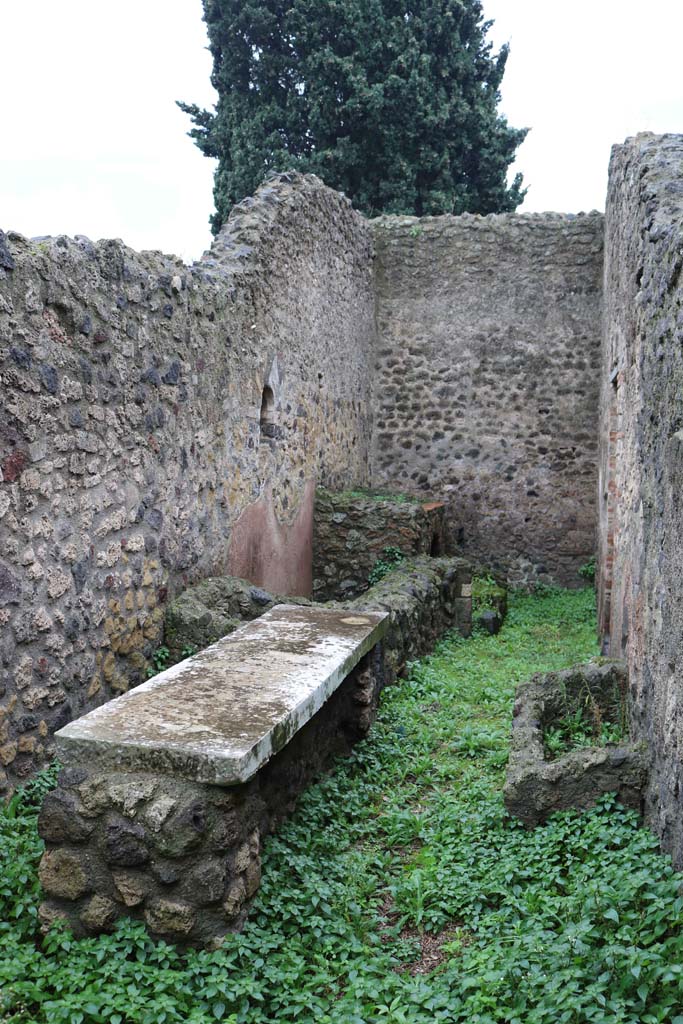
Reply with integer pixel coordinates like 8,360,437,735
0,172,375,791
598,133,683,867
371,211,604,586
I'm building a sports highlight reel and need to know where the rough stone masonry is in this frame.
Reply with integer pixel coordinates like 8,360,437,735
598,133,683,868
371,210,604,587
2,169,605,790
36,562,471,943
37,605,390,945
0,174,375,791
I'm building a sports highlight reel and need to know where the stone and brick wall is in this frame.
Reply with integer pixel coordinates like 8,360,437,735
370,212,604,586
598,133,683,867
0,173,375,791
312,489,445,600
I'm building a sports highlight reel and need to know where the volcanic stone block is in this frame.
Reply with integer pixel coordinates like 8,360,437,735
504,661,649,826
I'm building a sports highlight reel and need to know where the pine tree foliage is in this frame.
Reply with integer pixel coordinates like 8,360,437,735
180,0,528,232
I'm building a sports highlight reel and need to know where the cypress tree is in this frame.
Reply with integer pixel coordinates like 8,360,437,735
180,0,527,232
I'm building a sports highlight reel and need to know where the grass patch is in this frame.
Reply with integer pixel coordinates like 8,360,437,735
3,589,683,1022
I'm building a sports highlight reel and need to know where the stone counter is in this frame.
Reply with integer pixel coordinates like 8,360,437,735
38,607,388,945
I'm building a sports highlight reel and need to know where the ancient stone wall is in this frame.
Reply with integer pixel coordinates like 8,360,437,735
370,212,604,586
0,173,375,791
312,489,445,601
598,133,683,866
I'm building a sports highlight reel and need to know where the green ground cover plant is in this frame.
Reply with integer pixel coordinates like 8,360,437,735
3,589,683,1023
471,575,507,618
544,711,626,757
146,643,198,679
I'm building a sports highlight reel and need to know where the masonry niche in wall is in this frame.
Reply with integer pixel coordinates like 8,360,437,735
260,385,277,440
259,356,284,443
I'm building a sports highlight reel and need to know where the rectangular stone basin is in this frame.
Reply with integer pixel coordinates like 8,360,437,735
56,604,389,786
504,661,649,826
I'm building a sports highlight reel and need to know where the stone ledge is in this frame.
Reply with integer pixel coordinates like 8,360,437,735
56,605,388,786
349,555,472,682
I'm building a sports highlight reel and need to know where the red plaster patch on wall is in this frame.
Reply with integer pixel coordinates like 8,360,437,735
228,480,315,598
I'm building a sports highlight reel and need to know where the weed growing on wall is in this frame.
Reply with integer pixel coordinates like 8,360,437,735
368,545,405,585
146,644,198,679
542,664,631,759
4,590,683,1022
544,712,626,757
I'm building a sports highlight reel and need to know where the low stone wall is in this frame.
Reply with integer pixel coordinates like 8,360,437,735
38,646,383,946
38,557,470,944
504,662,649,826
164,575,311,662
313,489,446,601
350,556,471,683
165,557,472,687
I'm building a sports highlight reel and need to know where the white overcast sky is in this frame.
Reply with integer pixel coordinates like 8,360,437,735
1,1,682,262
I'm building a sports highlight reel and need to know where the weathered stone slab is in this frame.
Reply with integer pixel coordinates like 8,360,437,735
56,605,388,785
39,636,387,945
